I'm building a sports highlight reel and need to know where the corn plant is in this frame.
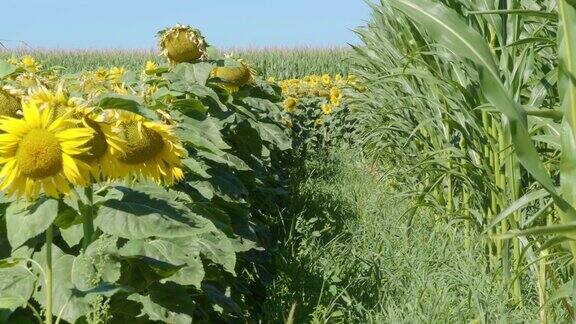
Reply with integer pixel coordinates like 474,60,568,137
353,0,576,320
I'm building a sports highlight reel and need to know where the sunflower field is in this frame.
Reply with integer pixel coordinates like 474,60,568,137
0,25,295,323
274,74,364,151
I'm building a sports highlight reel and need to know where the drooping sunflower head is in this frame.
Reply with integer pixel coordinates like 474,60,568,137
210,60,256,93
0,89,22,118
0,101,93,200
78,71,105,98
110,112,185,185
73,107,126,181
158,24,208,64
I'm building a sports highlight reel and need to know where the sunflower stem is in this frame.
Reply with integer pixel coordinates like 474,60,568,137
82,185,94,252
45,224,53,324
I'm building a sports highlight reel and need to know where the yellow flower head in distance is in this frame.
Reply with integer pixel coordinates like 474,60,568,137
108,67,125,84
321,103,333,115
283,97,298,113
21,56,39,73
95,68,109,81
28,84,78,112
330,87,342,106
144,61,159,74
321,74,331,86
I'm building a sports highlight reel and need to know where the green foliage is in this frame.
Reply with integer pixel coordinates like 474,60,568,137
0,51,293,323
259,149,543,322
287,96,355,151
351,0,576,319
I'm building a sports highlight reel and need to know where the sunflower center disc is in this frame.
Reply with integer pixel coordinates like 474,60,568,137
16,129,63,179
119,122,165,164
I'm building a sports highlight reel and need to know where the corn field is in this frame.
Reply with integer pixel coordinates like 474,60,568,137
0,48,353,79
352,0,576,321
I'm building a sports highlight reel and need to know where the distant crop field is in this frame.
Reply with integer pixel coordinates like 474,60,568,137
0,46,353,78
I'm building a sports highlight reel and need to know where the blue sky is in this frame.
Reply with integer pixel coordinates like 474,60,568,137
1,1,371,49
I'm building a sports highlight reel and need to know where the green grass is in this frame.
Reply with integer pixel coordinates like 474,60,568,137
0,47,353,78
260,148,541,323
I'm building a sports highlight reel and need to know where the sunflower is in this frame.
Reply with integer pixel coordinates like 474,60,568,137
0,101,93,200
27,86,124,182
28,84,79,112
21,56,40,73
142,84,159,102
72,108,126,182
15,72,42,89
330,87,342,106
108,67,125,84
321,103,333,115
283,97,298,113
95,68,109,81
144,61,159,74
309,76,320,87
110,112,185,185
158,24,208,64
210,61,256,93
321,74,331,86
110,84,129,94
78,71,106,98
